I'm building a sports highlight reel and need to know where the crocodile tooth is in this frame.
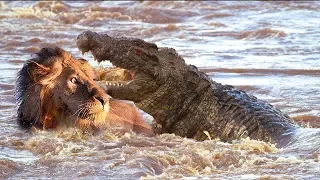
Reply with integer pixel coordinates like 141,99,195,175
104,81,126,87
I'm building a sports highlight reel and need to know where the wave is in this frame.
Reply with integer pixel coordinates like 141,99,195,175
237,28,286,40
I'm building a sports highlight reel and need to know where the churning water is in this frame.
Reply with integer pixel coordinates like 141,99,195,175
0,1,319,179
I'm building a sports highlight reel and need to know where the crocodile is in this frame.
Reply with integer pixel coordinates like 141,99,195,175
76,30,299,145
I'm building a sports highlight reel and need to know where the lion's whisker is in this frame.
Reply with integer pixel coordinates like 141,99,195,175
78,108,87,119
78,103,88,107
83,109,90,119
71,107,85,117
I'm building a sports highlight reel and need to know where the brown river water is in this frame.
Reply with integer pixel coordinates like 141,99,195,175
0,1,320,179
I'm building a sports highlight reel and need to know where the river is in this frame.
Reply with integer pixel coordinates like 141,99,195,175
0,1,319,179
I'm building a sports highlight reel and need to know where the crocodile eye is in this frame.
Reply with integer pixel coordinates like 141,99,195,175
71,77,78,84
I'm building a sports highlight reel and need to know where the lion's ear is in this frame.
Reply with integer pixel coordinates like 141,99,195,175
27,61,51,83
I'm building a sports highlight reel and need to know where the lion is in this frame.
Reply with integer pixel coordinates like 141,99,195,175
15,47,153,136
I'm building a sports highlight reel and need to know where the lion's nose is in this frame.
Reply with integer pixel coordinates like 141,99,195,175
90,87,108,106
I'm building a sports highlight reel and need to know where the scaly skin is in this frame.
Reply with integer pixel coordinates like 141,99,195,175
76,30,299,144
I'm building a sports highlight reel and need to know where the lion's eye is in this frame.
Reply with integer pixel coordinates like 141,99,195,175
71,77,78,84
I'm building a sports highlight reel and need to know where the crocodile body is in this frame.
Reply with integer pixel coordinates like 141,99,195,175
76,30,299,144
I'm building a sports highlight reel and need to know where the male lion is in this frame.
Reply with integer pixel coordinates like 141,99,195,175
15,47,153,135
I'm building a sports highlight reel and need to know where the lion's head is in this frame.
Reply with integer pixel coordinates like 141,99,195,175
15,47,109,131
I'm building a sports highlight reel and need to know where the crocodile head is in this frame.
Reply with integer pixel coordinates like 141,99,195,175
76,30,204,135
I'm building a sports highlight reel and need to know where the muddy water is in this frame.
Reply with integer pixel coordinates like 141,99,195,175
0,1,320,179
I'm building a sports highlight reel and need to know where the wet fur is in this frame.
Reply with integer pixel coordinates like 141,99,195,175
16,47,66,129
